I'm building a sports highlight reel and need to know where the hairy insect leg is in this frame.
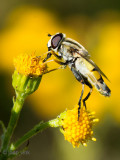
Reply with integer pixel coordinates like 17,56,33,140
83,87,93,108
43,52,52,62
45,66,65,74
78,84,84,120
71,67,85,120
43,51,63,63
52,51,62,60
43,58,67,74
54,59,68,69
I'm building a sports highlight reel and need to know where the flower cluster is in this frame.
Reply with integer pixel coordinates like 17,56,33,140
61,105,99,147
12,53,48,96
14,53,47,77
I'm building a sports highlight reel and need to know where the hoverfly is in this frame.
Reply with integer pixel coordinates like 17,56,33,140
43,33,111,119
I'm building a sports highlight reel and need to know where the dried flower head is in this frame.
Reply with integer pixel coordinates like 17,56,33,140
61,105,99,147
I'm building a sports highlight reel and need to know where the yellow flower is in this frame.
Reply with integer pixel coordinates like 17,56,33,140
12,53,48,96
14,53,47,77
61,105,99,148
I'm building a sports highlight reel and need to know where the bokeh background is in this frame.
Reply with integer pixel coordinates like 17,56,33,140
0,0,120,159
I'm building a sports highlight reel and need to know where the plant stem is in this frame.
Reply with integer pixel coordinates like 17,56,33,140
9,118,60,151
0,121,6,133
1,92,26,155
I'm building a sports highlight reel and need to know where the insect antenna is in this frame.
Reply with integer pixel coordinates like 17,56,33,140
48,33,52,37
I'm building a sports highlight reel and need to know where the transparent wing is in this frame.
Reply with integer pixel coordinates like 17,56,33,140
77,49,91,58
64,38,91,58
83,56,110,81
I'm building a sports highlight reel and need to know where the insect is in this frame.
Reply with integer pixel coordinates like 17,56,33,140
43,33,111,119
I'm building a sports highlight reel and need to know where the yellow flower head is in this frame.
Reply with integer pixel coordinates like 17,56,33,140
14,53,47,76
12,53,48,95
61,105,99,148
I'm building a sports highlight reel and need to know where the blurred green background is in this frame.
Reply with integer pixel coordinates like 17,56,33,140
0,0,120,159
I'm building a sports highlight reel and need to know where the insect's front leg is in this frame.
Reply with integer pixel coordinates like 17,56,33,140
52,51,62,60
45,66,65,74
43,51,62,63
54,59,68,69
43,52,52,62
44,59,68,74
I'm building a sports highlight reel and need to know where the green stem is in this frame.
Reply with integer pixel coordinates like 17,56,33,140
0,120,6,134
1,92,26,155
9,118,60,152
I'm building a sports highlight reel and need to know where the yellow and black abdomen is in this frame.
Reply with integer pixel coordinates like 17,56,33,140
75,57,111,97
91,67,111,97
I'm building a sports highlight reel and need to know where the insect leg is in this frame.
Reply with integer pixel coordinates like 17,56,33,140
44,58,68,74
78,84,84,120
53,59,70,69
52,51,62,60
71,67,85,120
45,66,66,74
43,52,52,62
54,59,68,65
83,87,93,108
43,51,62,63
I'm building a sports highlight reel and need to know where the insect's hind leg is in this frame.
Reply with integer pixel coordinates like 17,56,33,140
78,84,84,120
83,87,93,108
71,67,85,120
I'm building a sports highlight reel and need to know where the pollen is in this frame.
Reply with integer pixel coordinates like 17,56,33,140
61,105,99,148
14,53,47,76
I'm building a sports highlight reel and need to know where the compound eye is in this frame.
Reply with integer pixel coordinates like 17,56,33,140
51,33,63,49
